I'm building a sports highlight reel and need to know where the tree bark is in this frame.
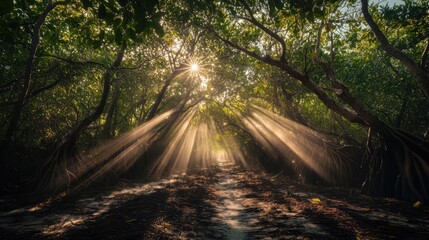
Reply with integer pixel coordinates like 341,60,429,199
279,82,304,124
102,79,121,139
311,55,386,129
361,0,429,99
145,63,186,121
3,1,66,142
30,46,125,193
213,32,366,125
59,46,125,149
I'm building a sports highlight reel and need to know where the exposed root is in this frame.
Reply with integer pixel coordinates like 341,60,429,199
362,126,429,202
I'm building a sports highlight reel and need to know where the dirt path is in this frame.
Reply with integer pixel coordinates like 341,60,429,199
1,159,429,239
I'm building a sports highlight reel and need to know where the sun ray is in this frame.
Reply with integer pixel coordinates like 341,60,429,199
240,104,358,185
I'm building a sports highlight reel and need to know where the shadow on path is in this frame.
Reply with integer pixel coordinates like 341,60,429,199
1,159,429,239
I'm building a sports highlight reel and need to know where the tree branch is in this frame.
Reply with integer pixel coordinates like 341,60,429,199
212,29,364,125
315,22,323,56
237,0,287,62
211,29,273,64
312,54,383,128
329,27,335,66
361,0,429,99
421,39,428,69
4,0,67,141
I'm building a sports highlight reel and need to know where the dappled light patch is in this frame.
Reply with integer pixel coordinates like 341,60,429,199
0,179,172,238
151,218,177,237
1,160,429,239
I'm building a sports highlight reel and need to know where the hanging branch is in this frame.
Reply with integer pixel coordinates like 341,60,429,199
59,45,126,148
146,62,187,121
237,0,287,62
211,28,364,124
312,24,384,128
3,1,67,142
361,0,429,99
421,40,429,69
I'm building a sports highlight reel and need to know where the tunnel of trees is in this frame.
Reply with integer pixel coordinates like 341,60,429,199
0,0,428,205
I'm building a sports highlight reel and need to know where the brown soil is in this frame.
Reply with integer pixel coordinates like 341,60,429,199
1,160,428,239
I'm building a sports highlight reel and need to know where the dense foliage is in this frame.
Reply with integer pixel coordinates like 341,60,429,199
0,0,428,202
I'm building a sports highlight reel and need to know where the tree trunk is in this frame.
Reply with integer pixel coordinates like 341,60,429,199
102,79,121,139
61,47,125,148
1,1,65,192
3,1,66,142
288,57,429,201
145,63,186,121
31,46,125,193
312,53,429,202
278,81,313,126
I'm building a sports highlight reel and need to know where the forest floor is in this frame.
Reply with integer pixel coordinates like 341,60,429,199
1,159,429,240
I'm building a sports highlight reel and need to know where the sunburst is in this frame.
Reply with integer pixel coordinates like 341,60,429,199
190,63,199,72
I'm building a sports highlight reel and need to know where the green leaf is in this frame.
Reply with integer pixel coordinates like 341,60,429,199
293,27,299,35
151,12,164,23
413,201,422,208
